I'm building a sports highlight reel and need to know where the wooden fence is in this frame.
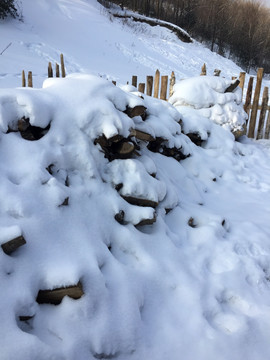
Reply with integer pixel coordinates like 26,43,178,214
22,57,270,140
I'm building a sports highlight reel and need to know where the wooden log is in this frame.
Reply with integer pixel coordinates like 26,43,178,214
115,210,126,225
153,69,160,98
264,109,270,139
244,76,254,114
239,72,246,100
60,53,66,78
136,212,156,227
28,71,33,88
132,75,137,88
121,195,158,208
200,63,206,76
55,63,60,78
160,76,168,100
138,83,145,93
131,129,155,142
112,81,116,86
1,235,26,255
256,87,269,140
59,197,69,207
213,69,221,76
48,62,53,78
22,70,26,87
169,71,175,97
225,80,240,93
146,76,153,96
36,281,83,305
113,141,135,158
248,68,264,138
125,105,147,118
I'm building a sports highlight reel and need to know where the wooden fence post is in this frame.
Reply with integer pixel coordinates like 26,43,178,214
200,63,207,76
48,62,53,78
146,76,153,96
239,72,246,100
256,86,269,140
244,76,254,114
160,76,168,100
248,68,264,138
169,71,175,97
22,70,26,87
138,83,145,93
153,69,160,98
28,71,33,87
132,76,137,88
56,63,60,78
60,53,66,78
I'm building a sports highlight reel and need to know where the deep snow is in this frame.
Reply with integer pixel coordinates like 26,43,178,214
1,1,270,360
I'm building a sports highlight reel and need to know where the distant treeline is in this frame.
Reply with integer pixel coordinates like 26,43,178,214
102,0,270,73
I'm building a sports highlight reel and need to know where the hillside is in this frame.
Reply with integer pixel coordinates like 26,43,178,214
1,1,270,360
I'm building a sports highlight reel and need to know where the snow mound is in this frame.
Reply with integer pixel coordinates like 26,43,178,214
169,76,247,139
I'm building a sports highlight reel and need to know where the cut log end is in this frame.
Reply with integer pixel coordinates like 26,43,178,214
1,235,26,255
125,105,147,119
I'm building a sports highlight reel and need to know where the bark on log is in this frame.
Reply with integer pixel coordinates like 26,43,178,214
36,281,83,305
121,195,158,208
1,235,26,255
125,105,147,118
225,80,240,93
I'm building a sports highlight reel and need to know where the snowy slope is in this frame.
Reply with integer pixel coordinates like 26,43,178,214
0,0,246,89
1,1,270,360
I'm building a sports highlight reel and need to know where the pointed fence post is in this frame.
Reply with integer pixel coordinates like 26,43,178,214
22,70,26,87
239,72,246,100
28,71,33,87
169,71,175,97
153,69,160,98
138,83,145,93
200,63,207,76
160,75,168,100
132,76,137,88
248,68,264,138
60,53,66,78
256,87,269,140
56,63,60,77
146,76,153,96
48,62,53,78
244,76,254,114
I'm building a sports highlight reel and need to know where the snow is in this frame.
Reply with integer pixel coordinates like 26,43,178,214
0,1,270,360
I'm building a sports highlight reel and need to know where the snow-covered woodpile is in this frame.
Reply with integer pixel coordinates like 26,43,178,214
0,73,256,360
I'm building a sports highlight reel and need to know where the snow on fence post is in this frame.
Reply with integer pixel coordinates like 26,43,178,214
132,75,137,88
239,72,246,100
154,69,160,98
22,70,26,87
169,71,175,97
264,108,270,139
138,83,145,93
60,53,66,78
160,75,168,100
48,62,53,78
248,68,264,138
200,63,207,76
146,76,153,96
244,76,254,114
256,87,269,140
56,63,60,78
28,71,33,88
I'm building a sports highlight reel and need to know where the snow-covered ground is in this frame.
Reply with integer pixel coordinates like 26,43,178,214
1,1,270,360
